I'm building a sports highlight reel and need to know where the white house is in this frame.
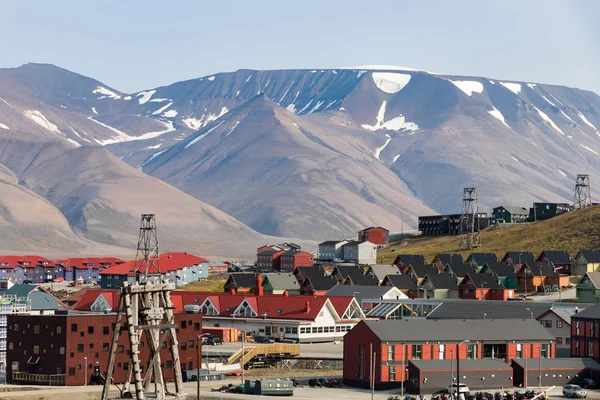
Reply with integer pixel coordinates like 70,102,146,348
343,241,378,265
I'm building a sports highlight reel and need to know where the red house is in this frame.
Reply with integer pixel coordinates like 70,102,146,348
256,249,285,270
458,273,514,301
279,251,314,272
359,227,389,246
343,319,556,390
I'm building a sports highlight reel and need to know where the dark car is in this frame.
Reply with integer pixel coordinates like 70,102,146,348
210,336,223,345
580,379,597,389
254,336,272,344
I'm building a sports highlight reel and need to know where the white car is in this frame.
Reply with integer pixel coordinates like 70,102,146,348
563,384,587,398
447,383,470,395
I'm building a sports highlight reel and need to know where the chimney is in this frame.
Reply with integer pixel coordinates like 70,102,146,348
229,288,236,295
304,301,310,313
283,290,289,297
255,275,264,296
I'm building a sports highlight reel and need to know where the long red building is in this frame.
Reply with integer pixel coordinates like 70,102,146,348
7,312,202,386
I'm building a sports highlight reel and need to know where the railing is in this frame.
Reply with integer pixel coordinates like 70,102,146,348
11,372,65,386
226,343,300,366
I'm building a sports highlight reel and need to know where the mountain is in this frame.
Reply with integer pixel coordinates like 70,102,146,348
1,63,600,245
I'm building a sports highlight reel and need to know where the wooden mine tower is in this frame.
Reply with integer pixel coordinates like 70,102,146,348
101,214,185,400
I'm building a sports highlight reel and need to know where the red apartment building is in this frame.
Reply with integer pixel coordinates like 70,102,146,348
359,227,390,246
7,312,202,386
279,251,314,272
343,319,556,390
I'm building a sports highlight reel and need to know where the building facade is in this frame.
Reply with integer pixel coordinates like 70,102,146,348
492,206,529,224
318,241,348,261
279,251,314,272
343,241,377,265
418,214,491,236
537,309,574,357
358,227,389,246
529,202,571,222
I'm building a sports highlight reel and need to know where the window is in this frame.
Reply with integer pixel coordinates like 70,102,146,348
389,366,396,382
194,323,200,332
33,345,40,355
556,321,563,329
181,342,187,350
566,338,571,345
123,362,129,370
77,344,84,353
438,344,445,360
12,362,19,372
167,360,173,368
33,325,40,334
189,340,194,348
95,352,99,359
412,344,422,360
103,326,110,335
8,343,13,350
89,343,94,349
556,337,563,344
88,326,94,334
358,344,365,379
592,323,597,337
541,343,551,358
71,323,78,332
467,344,477,359
388,345,395,361
576,321,580,335
588,342,594,358
516,344,522,358
103,343,109,352
69,367,75,376
541,320,552,328
181,321,187,329
117,345,124,353
59,347,65,355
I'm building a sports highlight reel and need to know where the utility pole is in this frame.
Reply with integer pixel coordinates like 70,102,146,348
241,331,245,385
197,334,201,400
456,340,470,400
369,343,373,400
524,342,528,388
401,343,405,396
372,350,376,400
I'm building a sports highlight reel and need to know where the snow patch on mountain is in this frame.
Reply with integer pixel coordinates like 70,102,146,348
123,96,132,101
69,127,91,143
147,144,162,149
298,99,313,114
449,80,484,96
512,156,519,162
549,93,564,106
185,121,225,149
23,110,61,135
534,106,564,135
152,102,173,116
560,110,576,124
65,137,81,147
87,117,129,145
488,107,510,128
500,82,522,95
372,72,411,94
356,71,367,79
580,144,599,155
162,109,178,118
91,107,98,114
374,134,392,160
93,86,121,99
362,101,419,132
278,81,294,103
539,94,556,107
224,121,240,139
208,76,215,81
578,112,598,130
149,98,169,103
0,122,9,130
286,104,297,113
142,150,166,166
131,120,176,142
182,107,228,130
245,75,252,83
527,83,537,89
393,154,400,163
557,169,567,177
136,90,156,105
308,101,325,114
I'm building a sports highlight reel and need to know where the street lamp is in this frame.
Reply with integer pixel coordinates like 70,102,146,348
456,340,470,400
526,308,533,320
84,356,88,386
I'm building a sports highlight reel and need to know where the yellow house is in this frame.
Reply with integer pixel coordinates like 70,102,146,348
573,250,600,276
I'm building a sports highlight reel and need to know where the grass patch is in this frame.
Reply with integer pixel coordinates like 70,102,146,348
378,205,600,263
179,274,227,292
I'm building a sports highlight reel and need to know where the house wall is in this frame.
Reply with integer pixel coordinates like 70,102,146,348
360,228,388,246
407,365,512,394
571,318,600,358
318,244,346,261
537,313,571,357
573,254,600,276
343,321,382,389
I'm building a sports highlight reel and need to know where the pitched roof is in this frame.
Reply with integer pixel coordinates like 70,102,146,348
461,273,505,289
334,266,379,286
425,299,556,320
537,308,578,325
521,261,559,277
410,359,512,371
434,254,464,265
394,254,427,266
99,252,208,275
502,252,535,264
281,250,312,258
444,262,476,277
538,250,572,265
360,226,389,233
319,240,346,246
362,319,556,342
495,205,529,215
468,253,499,265
226,273,257,288
69,289,120,311
326,285,405,304
0,255,54,268
571,303,600,320
55,257,124,269
511,358,600,369
262,273,300,290
579,272,600,289
422,273,458,290
578,250,600,263
368,265,400,281
482,261,517,278
3,284,66,310
384,274,418,290
407,264,439,278
299,267,338,291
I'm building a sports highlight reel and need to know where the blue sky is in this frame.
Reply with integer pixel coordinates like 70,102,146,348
0,0,598,94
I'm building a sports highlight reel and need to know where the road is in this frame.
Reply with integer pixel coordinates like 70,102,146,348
202,342,343,359
528,288,576,302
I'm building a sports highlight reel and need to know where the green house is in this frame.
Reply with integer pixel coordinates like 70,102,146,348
576,272,600,303
480,262,518,290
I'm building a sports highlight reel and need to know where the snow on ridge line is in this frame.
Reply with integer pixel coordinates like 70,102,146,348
533,106,564,135
581,144,599,155
185,121,225,149
449,80,484,96
372,72,411,94
500,82,522,95
208,76,215,81
93,86,121,99
182,107,229,130
362,100,419,132
487,107,510,129
349,65,439,75
0,122,9,130
578,112,598,130
23,110,61,135
136,90,156,105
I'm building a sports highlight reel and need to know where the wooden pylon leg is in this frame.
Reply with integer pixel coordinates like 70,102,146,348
163,290,184,395
101,296,124,400
124,290,145,400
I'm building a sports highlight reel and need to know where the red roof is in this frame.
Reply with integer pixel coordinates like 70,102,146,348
55,257,125,270
100,252,209,276
0,255,54,268
69,289,120,311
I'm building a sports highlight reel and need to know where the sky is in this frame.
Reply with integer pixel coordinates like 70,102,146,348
0,0,599,94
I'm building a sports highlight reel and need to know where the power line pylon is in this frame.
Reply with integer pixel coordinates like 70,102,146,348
101,214,184,400
574,174,592,209
459,188,481,250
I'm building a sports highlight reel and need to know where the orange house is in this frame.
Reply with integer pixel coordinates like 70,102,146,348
517,261,570,293
458,273,513,301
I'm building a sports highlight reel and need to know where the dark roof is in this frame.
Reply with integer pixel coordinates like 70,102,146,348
421,273,458,290
227,273,257,288
468,253,499,265
410,359,512,371
257,249,278,256
462,273,505,289
444,262,476,277
579,272,600,289
334,266,379,286
425,300,556,320
578,250,600,263
494,205,529,215
395,254,427,266
300,267,338,291
368,265,400,281
482,261,517,278
522,261,559,277
384,274,418,290
572,303,600,320
4,284,36,298
326,285,402,304
363,319,555,343
511,358,600,369
435,254,464,265
407,264,439,278
503,252,535,264
539,250,572,265
319,240,345,246
3,284,65,310
281,250,303,257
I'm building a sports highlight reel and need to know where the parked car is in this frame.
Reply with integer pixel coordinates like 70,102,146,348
210,336,223,345
579,379,597,389
53,277,64,282
563,384,587,398
447,383,470,395
254,336,273,344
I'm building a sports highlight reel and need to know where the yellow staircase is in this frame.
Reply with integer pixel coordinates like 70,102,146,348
226,343,300,366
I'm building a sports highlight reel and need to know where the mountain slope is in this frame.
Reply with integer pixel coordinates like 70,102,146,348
143,94,434,238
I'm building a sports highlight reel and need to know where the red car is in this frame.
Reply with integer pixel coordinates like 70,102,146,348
54,277,64,282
